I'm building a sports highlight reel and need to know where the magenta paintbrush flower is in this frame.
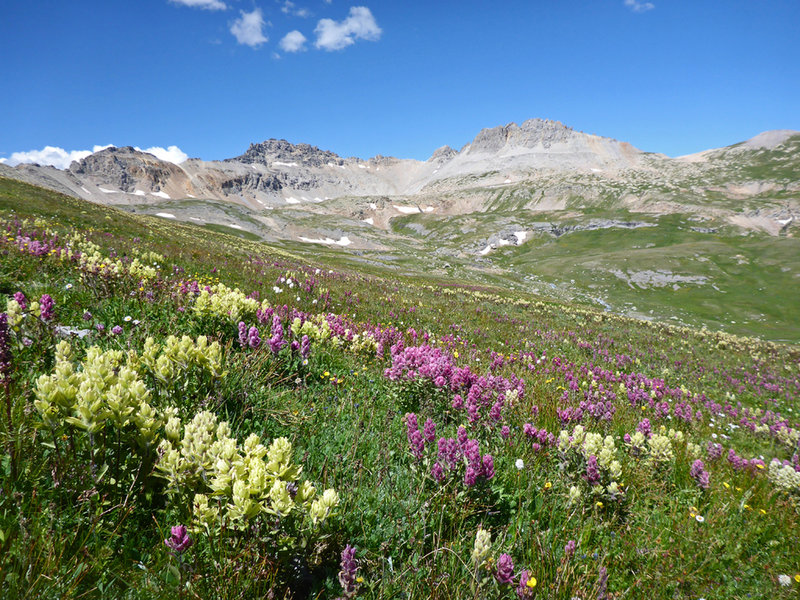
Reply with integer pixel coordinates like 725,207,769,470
164,525,192,554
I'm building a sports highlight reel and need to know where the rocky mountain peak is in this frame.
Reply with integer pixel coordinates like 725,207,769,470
69,146,185,192
232,139,344,168
428,145,457,162
467,118,580,154
742,130,800,150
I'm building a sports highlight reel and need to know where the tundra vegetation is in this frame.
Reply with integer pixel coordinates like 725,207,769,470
1,176,799,598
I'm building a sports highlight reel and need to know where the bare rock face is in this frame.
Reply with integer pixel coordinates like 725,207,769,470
467,119,578,154
232,139,344,168
513,118,579,148
428,145,457,161
69,146,188,192
469,124,514,153
221,172,284,194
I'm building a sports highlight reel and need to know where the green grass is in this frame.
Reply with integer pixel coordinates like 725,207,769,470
1,176,800,599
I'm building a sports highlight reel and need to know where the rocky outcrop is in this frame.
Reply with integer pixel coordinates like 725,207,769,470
69,146,188,192
221,172,284,194
231,139,344,168
428,145,457,161
467,119,579,154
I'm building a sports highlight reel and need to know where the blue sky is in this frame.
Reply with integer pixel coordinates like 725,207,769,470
1,0,798,167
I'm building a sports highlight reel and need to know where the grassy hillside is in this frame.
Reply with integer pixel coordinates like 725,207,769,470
1,176,800,599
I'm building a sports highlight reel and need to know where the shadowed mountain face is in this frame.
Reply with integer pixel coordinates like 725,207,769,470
1,119,798,340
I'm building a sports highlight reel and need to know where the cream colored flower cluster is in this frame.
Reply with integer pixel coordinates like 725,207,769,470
768,460,800,497
471,527,492,566
291,315,380,357
625,425,690,466
559,425,623,479
138,335,227,382
558,424,623,501
291,316,332,343
157,410,339,531
5,299,24,331
649,427,686,464
34,341,162,446
193,283,269,323
78,252,158,281
776,424,800,450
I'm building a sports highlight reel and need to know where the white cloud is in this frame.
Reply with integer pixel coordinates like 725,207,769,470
1,145,112,170
624,0,654,12
314,6,381,51
230,9,269,47
280,30,308,52
281,1,311,18
135,145,189,164
170,0,227,10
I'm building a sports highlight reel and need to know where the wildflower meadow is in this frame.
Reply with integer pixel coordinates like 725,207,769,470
1,176,799,598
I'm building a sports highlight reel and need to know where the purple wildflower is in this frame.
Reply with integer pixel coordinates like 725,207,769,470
111,325,123,336
82,311,92,321
584,455,601,486
464,464,478,487
39,294,54,321
481,454,495,480
300,334,311,360
501,425,511,439
409,430,424,461
495,553,514,584
457,425,468,448
164,525,193,554
489,399,503,422
247,326,261,349
337,544,360,599
463,439,481,466
13,292,26,310
422,418,436,443
438,437,460,469
269,314,285,354
706,441,723,460
96,323,105,333
564,539,577,558
405,412,419,435
238,321,248,348
690,459,710,489
727,448,746,471
517,570,536,599
431,462,445,482
636,418,652,438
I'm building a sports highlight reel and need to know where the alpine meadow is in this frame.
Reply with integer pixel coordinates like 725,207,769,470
2,1,800,598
